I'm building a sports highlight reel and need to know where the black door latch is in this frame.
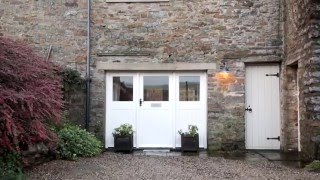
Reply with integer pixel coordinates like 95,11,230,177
267,136,280,141
245,106,252,113
139,99,143,106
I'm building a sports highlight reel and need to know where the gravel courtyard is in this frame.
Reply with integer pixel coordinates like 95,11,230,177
27,152,318,180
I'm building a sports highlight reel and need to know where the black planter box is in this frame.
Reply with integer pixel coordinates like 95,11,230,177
181,134,199,152
114,135,133,152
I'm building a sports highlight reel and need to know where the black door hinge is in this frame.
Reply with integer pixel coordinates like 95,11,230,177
267,136,280,141
266,73,279,77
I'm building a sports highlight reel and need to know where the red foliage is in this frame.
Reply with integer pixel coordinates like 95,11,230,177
0,37,63,152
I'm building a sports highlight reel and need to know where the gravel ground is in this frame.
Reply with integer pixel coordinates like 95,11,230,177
26,152,318,180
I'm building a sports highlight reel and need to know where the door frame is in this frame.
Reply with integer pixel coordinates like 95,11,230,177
105,71,207,149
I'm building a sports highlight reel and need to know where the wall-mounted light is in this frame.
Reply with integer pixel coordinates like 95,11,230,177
215,62,235,91
220,62,229,73
218,62,230,79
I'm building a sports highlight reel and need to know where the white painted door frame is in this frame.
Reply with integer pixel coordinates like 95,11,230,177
105,71,207,149
297,70,301,152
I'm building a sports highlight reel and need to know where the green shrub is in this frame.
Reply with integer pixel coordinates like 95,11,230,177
0,153,25,180
57,125,102,160
305,160,320,172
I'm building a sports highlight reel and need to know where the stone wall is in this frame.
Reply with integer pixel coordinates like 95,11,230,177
90,0,283,150
283,0,320,158
0,0,88,70
21,143,55,167
280,64,299,151
0,0,88,126
64,89,86,127
300,0,320,159
1,0,284,151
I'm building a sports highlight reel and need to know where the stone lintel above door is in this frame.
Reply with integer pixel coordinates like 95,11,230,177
96,62,216,71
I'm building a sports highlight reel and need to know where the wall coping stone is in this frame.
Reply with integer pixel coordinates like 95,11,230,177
106,0,169,2
97,62,217,71
243,59,282,64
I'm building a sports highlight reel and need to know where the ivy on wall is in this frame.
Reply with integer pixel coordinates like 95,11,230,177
60,68,86,127
60,68,85,95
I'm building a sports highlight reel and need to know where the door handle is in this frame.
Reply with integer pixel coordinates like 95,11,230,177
245,106,252,113
139,99,143,106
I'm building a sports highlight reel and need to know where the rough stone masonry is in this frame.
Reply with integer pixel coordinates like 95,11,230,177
0,0,319,158
282,0,320,159
89,0,283,151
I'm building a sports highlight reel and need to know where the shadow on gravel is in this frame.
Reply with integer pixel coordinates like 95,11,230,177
207,150,309,169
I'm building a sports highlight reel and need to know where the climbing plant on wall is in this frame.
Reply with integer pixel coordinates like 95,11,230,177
60,68,85,95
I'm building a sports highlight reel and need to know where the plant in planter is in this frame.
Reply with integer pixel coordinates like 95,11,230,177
178,125,199,152
113,124,134,152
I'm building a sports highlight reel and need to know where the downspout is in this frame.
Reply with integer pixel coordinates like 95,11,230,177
85,0,91,131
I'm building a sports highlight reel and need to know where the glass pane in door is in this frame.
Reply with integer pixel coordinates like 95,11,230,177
179,76,200,101
113,76,133,101
143,76,169,101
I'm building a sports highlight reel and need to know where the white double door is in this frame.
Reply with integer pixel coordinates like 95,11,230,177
106,72,207,148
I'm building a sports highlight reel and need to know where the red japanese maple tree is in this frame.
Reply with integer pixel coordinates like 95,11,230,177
0,37,63,152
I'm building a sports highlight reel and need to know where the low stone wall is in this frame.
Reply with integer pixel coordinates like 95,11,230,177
21,143,56,167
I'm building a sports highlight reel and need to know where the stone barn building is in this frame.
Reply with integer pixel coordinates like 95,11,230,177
1,0,319,159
